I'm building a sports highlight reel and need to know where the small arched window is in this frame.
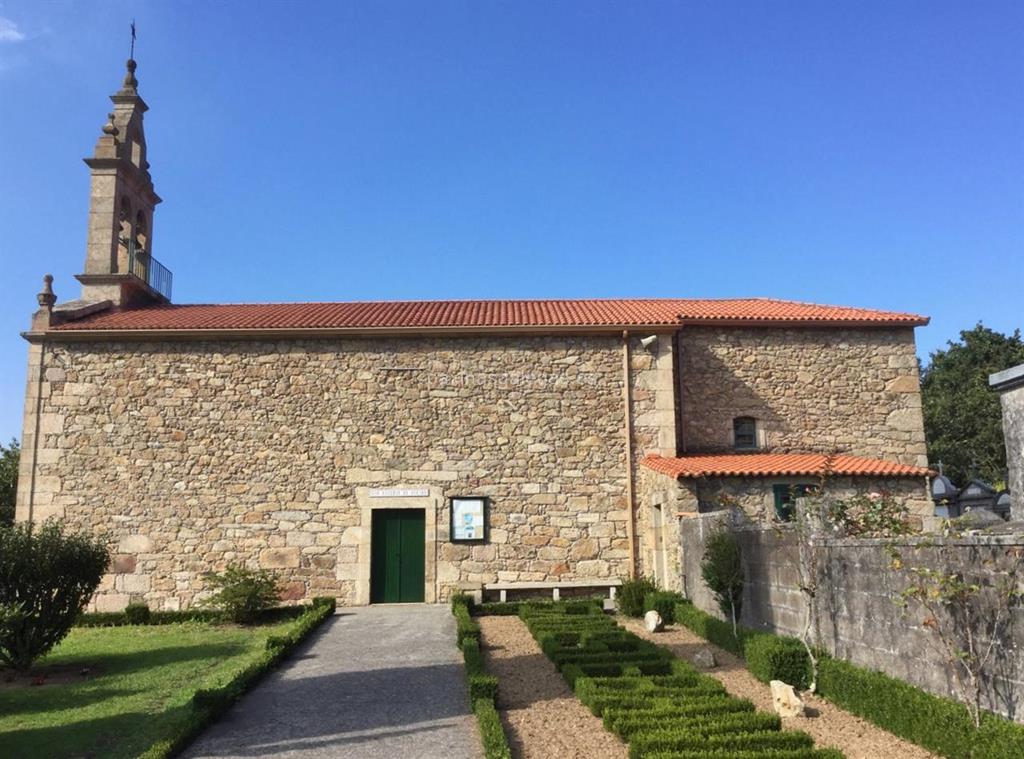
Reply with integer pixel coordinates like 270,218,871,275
733,416,758,450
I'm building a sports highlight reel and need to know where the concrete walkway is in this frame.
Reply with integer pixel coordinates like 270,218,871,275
185,605,483,759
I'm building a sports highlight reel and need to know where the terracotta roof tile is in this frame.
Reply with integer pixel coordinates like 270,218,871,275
641,452,932,479
51,298,928,332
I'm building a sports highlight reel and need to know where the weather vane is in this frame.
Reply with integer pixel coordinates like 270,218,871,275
130,19,136,59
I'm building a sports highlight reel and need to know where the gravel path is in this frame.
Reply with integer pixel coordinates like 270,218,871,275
479,616,628,759
620,617,938,759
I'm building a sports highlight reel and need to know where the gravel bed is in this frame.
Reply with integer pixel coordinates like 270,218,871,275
620,616,939,759
478,615,628,759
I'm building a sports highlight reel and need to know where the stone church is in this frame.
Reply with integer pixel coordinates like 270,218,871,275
17,60,932,611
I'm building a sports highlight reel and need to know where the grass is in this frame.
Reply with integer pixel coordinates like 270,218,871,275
0,618,298,758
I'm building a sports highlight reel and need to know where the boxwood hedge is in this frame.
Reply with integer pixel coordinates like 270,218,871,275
674,598,1024,759
518,601,838,759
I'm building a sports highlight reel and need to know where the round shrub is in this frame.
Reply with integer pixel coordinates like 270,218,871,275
124,602,151,625
745,633,813,691
200,564,281,624
643,591,683,625
0,520,110,670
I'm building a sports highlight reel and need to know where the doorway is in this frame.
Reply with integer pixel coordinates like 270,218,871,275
370,509,426,603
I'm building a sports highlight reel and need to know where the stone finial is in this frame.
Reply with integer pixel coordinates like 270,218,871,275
37,274,56,309
102,113,119,137
121,58,138,91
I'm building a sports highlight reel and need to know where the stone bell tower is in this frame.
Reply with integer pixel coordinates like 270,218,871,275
76,57,171,307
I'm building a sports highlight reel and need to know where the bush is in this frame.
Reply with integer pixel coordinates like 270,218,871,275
200,564,281,624
450,596,513,759
475,601,522,616
674,600,751,657
451,592,473,613
311,596,337,612
474,698,512,759
700,529,745,632
628,728,814,758
468,673,499,701
77,608,224,627
642,751,844,759
643,591,683,625
454,604,481,646
616,576,657,617
745,634,813,691
818,657,1024,759
124,602,151,625
0,520,109,670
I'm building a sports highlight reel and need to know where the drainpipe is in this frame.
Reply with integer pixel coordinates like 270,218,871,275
622,330,637,578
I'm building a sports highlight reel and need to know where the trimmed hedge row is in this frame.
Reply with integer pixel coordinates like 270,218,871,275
474,698,511,759
643,751,844,759
674,601,811,689
674,599,1024,759
76,604,309,628
138,596,336,759
450,595,512,759
519,603,840,759
452,593,482,646
818,657,1024,759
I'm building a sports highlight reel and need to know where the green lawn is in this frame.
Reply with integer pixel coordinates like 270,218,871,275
0,619,297,758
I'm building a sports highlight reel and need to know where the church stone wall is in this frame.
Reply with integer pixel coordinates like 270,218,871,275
19,335,636,610
678,326,928,466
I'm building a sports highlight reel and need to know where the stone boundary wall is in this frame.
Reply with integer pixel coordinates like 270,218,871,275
679,513,1024,722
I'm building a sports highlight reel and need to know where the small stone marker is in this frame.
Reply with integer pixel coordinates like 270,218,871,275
770,680,805,718
643,610,663,632
691,647,717,669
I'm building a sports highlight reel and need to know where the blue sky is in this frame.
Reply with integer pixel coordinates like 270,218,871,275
0,1,1021,442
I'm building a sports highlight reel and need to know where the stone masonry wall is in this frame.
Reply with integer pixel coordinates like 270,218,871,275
19,335,636,610
679,514,1024,722
694,475,932,522
999,383,1024,521
678,326,927,466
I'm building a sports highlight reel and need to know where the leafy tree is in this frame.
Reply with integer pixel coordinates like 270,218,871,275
700,529,744,635
0,520,110,670
921,324,1024,485
0,439,18,526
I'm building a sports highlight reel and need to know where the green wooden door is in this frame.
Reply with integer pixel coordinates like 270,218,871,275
370,509,425,603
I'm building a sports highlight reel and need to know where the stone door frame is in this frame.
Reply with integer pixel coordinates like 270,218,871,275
352,486,440,605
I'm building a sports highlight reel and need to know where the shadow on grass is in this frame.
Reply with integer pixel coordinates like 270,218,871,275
0,642,249,718
0,705,194,759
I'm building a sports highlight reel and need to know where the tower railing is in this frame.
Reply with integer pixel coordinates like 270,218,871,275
127,242,173,301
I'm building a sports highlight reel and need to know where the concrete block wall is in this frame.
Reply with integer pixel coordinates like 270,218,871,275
679,514,1024,722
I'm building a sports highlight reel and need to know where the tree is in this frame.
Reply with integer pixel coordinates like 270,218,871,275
921,324,1024,485
0,439,18,526
700,529,745,636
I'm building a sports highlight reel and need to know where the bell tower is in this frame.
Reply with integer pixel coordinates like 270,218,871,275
76,57,171,306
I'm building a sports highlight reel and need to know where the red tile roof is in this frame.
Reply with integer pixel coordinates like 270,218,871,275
641,452,932,479
51,298,928,332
